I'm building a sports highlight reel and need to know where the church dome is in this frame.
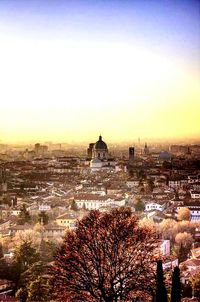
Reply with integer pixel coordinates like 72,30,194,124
95,135,108,150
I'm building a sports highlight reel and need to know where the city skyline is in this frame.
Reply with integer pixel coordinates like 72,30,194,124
0,0,199,143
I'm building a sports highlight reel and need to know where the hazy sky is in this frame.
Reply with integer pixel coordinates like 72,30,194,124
0,0,199,143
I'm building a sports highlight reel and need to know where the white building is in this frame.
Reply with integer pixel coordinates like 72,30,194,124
39,204,51,211
168,179,187,189
190,191,200,199
74,193,126,210
145,201,166,212
159,240,170,256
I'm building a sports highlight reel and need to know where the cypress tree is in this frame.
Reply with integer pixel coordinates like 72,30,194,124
155,260,168,302
171,266,181,302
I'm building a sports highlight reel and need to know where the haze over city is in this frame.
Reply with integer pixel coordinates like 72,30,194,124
0,0,199,144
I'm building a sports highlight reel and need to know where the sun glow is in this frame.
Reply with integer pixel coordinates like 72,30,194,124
0,4,199,143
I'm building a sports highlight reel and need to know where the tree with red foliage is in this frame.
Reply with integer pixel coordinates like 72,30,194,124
50,208,158,302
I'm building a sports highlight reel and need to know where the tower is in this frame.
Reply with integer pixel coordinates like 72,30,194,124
144,143,149,155
87,143,94,160
129,147,135,166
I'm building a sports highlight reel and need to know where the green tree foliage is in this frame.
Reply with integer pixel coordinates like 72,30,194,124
28,276,51,302
13,240,39,273
51,208,158,302
17,204,31,225
155,260,168,302
9,240,39,290
39,239,57,263
16,287,28,302
171,266,181,302
16,261,51,302
37,211,49,225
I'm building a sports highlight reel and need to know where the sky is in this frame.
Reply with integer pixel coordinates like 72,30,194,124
0,0,199,144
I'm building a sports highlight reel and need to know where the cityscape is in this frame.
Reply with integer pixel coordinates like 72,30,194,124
0,0,200,302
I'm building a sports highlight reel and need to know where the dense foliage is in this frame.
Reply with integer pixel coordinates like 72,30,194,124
51,208,158,302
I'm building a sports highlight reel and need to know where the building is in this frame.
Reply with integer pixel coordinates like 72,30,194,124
92,135,108,159
129,147,135,166
74,193,126,210
87,143,95,160
145,201,167,212
144,143,149,155
89,135,116,171
159,240,170,256
55,212,78,230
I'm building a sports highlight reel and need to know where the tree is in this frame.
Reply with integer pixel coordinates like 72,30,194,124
0,243,4,259
159,219,178,241
134,198,145,212
174,232,193,262
38,211,49,225
147,178,154,193
51,208,158,302
16,287,28,302
39,239,57,263
175,232,193,248
177,207,190,221
70,200,79,211
28,276,51,302
176,220,192,234
173,243,187,263
155,260,168,302
13,229,41,249
13,240,40,273
138,218,156,232
191,273,200,301
0,258,11,280
16,261,51,302
17,204,31,225
171,266,181,302
10,240,40,290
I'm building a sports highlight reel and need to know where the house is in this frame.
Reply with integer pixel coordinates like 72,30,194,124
126,180,139,188
189,208,200,221
145,201,166,212
190,191,200,199
38,204,51,211
159,240,170,256
74,194,126,210
168,179,188,189
55,212,79,230
191,247,200,259
180,259,200,272
43,225,66,238
9,225,33,236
